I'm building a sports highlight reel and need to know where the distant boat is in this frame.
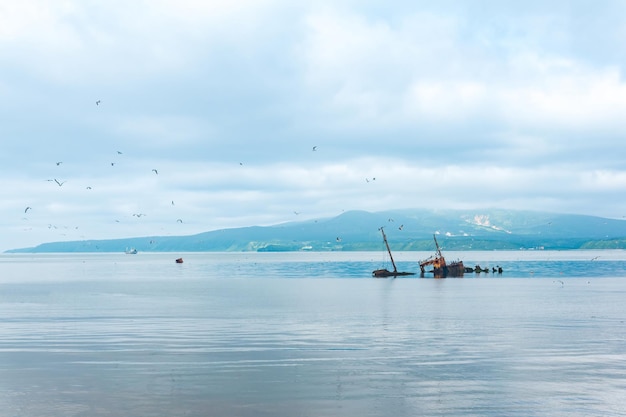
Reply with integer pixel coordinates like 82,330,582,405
419,235,464,278
372,227,415,277
125,247,138,254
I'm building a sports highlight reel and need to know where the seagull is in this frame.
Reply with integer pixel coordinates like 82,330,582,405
24,206,32,213
590,256,600,261
399,224,404,230
177,219,183,223
294,211,300,215
117,150,123,154
171,201,175,206
111,162,115,166
56,161,63,166
86,186,92,190
336,237,341,242
133,213,146,218
152,169,158,175
54,179,65,186
312,146,317,151
96,100,101,105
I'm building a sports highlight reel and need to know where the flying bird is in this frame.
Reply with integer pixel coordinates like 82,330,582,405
111,162,115,166
56,161,62,166
177,219,183,223
312,146,317,151
133,213,146,218
171,200,175,206
96,100,101,105
24,206,32,213
86,186,92,190
294,211,300,215
399,225,404,230
117,150,123,154
54,179,65,186
152,169,158,175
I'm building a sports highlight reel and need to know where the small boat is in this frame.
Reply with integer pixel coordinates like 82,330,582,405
125,247,138,254
419,235,464,278
372,227,415,277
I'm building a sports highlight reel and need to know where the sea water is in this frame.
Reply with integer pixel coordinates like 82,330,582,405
1,251,625,417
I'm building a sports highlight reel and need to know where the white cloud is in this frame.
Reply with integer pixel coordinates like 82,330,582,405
3,1,626,250
114,114,215,147
498,61,626,130
0,0,284,84
580,170,626,191
405,80,488,121
297,6,626,135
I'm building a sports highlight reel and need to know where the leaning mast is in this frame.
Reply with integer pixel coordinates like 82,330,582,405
380,227,397,273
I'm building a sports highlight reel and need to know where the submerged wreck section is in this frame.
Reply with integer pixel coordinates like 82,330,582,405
419,234,465,278
372,227,415,277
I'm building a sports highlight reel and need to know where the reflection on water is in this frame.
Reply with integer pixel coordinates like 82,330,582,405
1,252,626,416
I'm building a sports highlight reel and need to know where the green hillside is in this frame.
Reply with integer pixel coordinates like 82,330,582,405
6,209,626,253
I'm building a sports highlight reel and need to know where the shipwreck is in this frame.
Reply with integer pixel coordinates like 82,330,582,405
419,234,465,278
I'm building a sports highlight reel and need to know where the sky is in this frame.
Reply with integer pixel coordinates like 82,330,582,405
2,0,626,251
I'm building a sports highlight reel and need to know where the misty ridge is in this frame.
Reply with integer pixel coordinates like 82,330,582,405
7,208,626,253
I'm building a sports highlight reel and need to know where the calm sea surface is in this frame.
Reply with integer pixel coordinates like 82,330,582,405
1,251,625,417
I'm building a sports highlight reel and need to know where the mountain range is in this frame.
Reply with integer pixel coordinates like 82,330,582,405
6,209,626,253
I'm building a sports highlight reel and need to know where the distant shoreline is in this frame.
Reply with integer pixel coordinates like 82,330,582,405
6,209,626,254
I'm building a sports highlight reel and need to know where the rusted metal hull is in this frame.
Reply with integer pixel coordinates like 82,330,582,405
372,268,416,278
419,235,464,278
430,261,465,278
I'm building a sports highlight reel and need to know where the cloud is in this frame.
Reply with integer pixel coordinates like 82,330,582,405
3,1,626,251
0,0,286,85
298,6,626,133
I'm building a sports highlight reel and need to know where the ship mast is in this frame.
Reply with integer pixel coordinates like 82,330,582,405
380,227,397,273
433,234,443,258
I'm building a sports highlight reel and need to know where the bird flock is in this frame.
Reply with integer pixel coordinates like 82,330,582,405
18,108,382,246
18,99,192,244
22,147,180,240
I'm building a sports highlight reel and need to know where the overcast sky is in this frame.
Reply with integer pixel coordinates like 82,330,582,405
2,0,626,251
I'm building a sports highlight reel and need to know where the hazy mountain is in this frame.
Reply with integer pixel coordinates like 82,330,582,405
6,209,626,253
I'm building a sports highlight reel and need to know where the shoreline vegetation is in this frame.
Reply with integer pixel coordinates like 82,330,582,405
6,237,626,254
6,209,626,253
